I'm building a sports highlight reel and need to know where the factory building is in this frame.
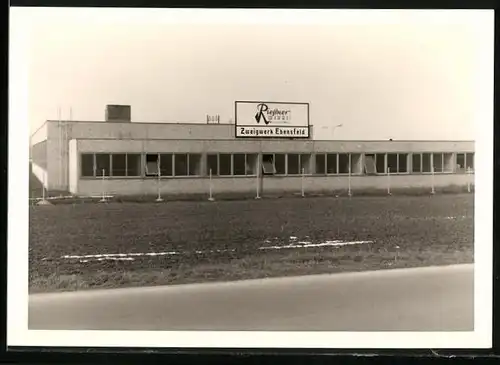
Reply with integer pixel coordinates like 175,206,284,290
30,104,475,197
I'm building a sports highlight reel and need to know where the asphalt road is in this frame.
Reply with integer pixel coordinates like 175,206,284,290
29,264,474,331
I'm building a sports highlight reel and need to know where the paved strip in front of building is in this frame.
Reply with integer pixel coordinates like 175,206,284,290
29,264,474,331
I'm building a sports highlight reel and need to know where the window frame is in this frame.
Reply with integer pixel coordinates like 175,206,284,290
158,153,174,177
262,153,277,175
271,153,285,175
432,152,444,174
218,153,233,176
349,153,362,175
206,153,219,176
80,153,96,178
456,153,466,173
315,153,327,175
421,152,433,174
442,152,454,174
187,153,202,177
326,153,339,175
286,153,300,175
110,153,127,177
299,153,312,175
374,153,386,175
337,153,351,175
233,153,247,176
244,153,259,176
145,153,160,177
397,153,409,174
95,153,111,177
465,152,474,172
364,154,377,175
126,153,143,177
412,153,422,174
173,153,189,177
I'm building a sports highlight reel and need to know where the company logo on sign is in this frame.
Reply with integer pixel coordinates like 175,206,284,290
254,103,292,125
235,101,309,139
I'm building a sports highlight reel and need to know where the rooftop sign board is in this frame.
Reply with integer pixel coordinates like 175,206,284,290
235,101,310,138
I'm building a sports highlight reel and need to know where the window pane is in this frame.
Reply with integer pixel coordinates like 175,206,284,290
111,154,126,177
315,154,326,174
456,153,466,172
262,161,275,174
299,154,311,174
188,154,202,176
387,153,397,174
262,154,275,174
81,154,94,177
326,154,337,174
338,154,349,173
233,154,246,176
262,154,273,163
174,154,188,176
350,154,361,174
412,154,421,173
127,154,142,176
398,154,408,173
246,154,258,175
219,154,232,176
207,154,218,176
95,154,110,176
287,154,299,175
159,154,173,176
422,153,431,173
433,153,443,173
466,153,474,170
364,154,376,174
275,154,286,174
443,153,454,172
145,154,159,176
375,154,385,173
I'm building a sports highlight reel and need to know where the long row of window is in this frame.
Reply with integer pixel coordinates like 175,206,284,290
81,153,203,177
80,152,475,178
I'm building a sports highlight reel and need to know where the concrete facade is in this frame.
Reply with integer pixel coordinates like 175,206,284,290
30,119,475,197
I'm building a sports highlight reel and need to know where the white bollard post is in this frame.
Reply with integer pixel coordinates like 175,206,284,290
301,168,305,197
467,167,472,193
431,165,435,195
36,173,52,205
255,162,261,200
386,167,390,194
347,164,352,197
156,160,163,202
99,169,107,203
208,168,215,201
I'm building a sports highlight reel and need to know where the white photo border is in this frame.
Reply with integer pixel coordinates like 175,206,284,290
7,7,494,349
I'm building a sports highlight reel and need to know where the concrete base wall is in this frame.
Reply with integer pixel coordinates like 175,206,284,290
75,173,473,197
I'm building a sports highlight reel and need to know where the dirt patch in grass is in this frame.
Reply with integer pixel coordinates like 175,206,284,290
29,194,474,293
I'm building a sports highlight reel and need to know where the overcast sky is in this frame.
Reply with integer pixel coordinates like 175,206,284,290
20,8,493,140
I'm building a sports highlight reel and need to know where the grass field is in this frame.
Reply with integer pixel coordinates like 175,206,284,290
29,193,474,293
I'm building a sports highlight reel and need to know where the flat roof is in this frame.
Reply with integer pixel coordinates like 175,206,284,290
35,120,474,143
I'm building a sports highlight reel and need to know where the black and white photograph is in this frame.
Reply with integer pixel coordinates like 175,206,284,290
8,7,493,349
